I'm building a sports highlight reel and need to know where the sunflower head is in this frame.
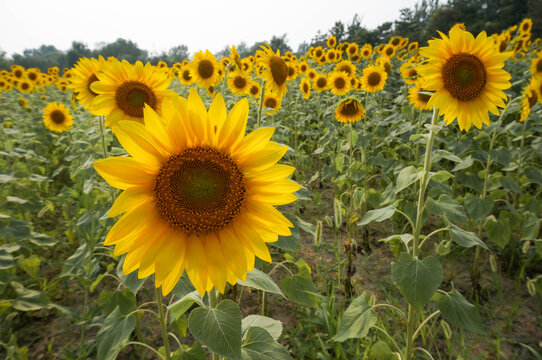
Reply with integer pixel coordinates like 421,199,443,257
178,67,194,85
256,44,289,96
408,80,432,111
42,101,74,132
361,65,388,93
361,44,373,58
531,52,542,78
313,74,329,92
190,50,220,88
327,36,337,48
329,71,351,96
18,97,28,108
300,78,311,100
408,42,419,52
69,56,105,112
335,98,365,123
520,80,538,122
93,89,299,295
262,91,283,114
347,43,359,58
418,27,512,131
520,18,533,34
227,70,250,95
248,81,261,98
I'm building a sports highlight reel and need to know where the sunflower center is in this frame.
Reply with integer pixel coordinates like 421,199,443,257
340,100,359,116
528,91,538,109
334,77,346,89
408,69,417,78
50,110,65,124
367,72,381,86
182,70,192,81
249,85,259,96
233,76,246,89
14,70,23,78
21,83,29,90
269,56,288,87
115,81,157,117
386,47,393,56
442,53,487,101
28,72,37,81
87,73,99,96
536,59,542,73
303,83,309,92
417,90,431,103
154,146,246,235
198,60,214,79
264,97,277,108
316,77,327,88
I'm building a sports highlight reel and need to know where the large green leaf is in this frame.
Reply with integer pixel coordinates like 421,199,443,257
238,268,284,297
522,212,540,240
332,293,377,342
464,194,493,223
96,307,136,360
11,282,53,311
391,253,443,310
395,166,424,194
281,258,321,308
241,326,292,360
171,342,206,360
359,205,396,226
242,315,283,341
426,195,467,224
449,225,488,249
484,216,511,249
188,299,242,360
436,289,485,334
98,288,136,316
116,257,147,295
169,291,204,320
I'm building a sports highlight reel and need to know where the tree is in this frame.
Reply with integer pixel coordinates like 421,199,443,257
66,41,92,67
97,38,147,63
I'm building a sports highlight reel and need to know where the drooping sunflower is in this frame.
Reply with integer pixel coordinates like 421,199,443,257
42,101,73,132
418,27,512,131
256,44,289,97
69,56,105,111
313,74,329,92
90,59,176,128
408,80,432,110
190,50,220,88
93,89,299,295
531,52,542,78
300,78,311,100
329,71,351,96
327,36,337,48
361,65,388,93
335,98,365,123
227,71,251,95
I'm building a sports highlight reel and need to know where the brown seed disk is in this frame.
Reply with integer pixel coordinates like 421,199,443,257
339,100,361,117
50,110,65,124
264,97,277,108
334,77,346,89
316,77,327,88
198,59,214,79
367,72,382,87
269,56,288,87
442,53,487,102
233,76,247,89
115,81,157,117
154,146,246,236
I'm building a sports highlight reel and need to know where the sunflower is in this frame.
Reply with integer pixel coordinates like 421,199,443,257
408,80,432,110
18,97,28,108
256,44,289,96
93,89,299,295
389,36,402,48
334,60,356,78
262,91,283,114
313,74,329,92
157,61,168,69
286,61,298,81
227,71,251,95
190,50,220,88
418,27,512,131
399,37,409,49
300,78,311,100
346,43,359,58
206,85,216,97
326,49,339,63
313,46,325,60
531,52,542,78
376,57,392,73
17,78,33,94
408,42,419,52
11,65,25,79
520,18,533,34
327,36,337,48
361,65,387,93
382,44,396,58
329,71,351,96
90,59,176,128
26,68,41,84
307,69,317,81
361,44,373,58
57,79,69,93
178,66,194,86
335,98,365,123
248,81,261,98
534,77,542,104
42,102,73,132
298,61,309,74
400,61,419,85
69,56,105,111
520,80,538,122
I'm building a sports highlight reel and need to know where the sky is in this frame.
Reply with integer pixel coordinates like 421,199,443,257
0,0,420,57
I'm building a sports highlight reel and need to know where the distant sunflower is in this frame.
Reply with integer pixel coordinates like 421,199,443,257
298,61,309,74
531,52,542,78
327,36,337,48
346,43,359,58
313,47,325,60
334,60,356,78
389,36,402,48
534,77,542,104
93,89,299,296
248,81,261,98
18,97,28,108
263,91,282,114
11,65,25,79
300,78,311,99
400,61,419,85
520,80,538,122
256,44,289,96
157,61,168,69
418,27,512,131
26,68,41,84
335,98,365,123
42,101,73,132
286,61,298,81
383,44,396,58
69,56,105,111
90,59,176,128
361,65,387,93
227,71,251,95
408,42,418,52
178,67,194,85
313,74,329,92
190,50,220,88
326,49,339,63
377,57,392,73
408,80,432,110
361,44,373,58
17,79,33,94
307,69,317,81
329,71,351,96
520,18,533,34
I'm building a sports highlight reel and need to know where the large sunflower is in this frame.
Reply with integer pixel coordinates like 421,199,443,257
256,44,289,96
69,56,105,112
94,89,299,295
329,71,351,96
418,27,512,131
90,59,176,128
43,101,73,132
361,65,388,93
190,50,221,88
335,98,365,123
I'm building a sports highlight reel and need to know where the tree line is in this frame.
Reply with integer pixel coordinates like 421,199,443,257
1,0,540,72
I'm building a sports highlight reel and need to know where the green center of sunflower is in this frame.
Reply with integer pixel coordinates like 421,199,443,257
367,72,381,87
339,100,360,117
233,76,247,89
50,110,65,124
87,73,99,97
269,55,288,87
442,53,487,102
198,59,215,79
115,81,157,118
154,146,246,235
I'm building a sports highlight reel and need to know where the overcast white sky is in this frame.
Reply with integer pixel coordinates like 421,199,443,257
1,0,420,57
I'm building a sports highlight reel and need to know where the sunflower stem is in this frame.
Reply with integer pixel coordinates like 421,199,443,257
98,115,108,159
256,79,265,128
405,106,439,360
155,287,171,360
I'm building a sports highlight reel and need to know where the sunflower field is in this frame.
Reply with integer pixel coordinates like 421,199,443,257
1,19,542,360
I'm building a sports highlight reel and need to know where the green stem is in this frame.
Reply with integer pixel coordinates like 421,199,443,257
98,115,108,159
209,288,221,360
256,80,265,128
405,107,439,360
156,287,171,360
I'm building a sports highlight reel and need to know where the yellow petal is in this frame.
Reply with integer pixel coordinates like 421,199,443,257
94,157,155,190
